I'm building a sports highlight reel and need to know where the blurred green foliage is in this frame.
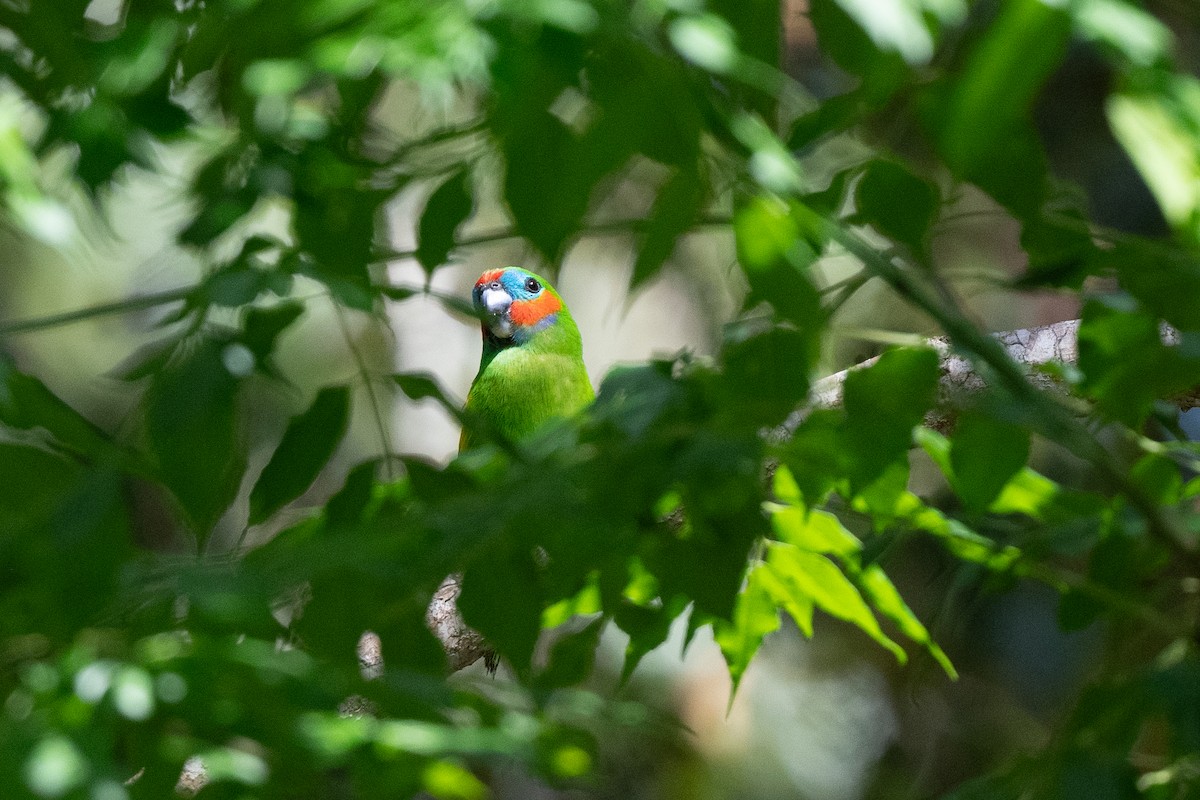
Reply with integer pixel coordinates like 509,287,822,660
2,0,1200,798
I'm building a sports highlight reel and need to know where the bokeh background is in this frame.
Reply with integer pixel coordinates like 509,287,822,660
2,1,1196,797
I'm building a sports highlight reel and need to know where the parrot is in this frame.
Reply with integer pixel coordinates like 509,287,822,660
458,266,593,674
460,266,593,450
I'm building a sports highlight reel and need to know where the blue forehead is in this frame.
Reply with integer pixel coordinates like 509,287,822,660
499,268,536,295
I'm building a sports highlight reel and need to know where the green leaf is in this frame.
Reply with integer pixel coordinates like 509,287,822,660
457,544,544,673
770,506,861,557
925,0,1070,212
0,445,130,642
710,0,781,117
780,411,845,506
885,491,1023,571
1130,453,1183,508
1072,0,1173,69
249,386,351,525
0,357,120,462
853,159,938,255
719,326,815,429
614,600,678,683
416,168,474,278
714,564,780,697
325,459,379,529
988,467,1060,518
145,337,246,541
242,302,306,362
111,334,186,382
734,196,824,327
859,565,956,678
631,166,704,288
183,186,258,243
788,91,869,151
393,373,466,428
808,0,909,98
817,0,962,66
1077,301,1200,426
842,347,940,490
535,616,604,690
1107,242,1200,332
500,109,623,260
950,412,1031,512
1019,213,1100,288
755,558,815,637
1106,76,1200,240
764,541,906,662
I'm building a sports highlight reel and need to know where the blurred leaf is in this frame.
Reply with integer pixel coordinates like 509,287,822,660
0,357,121,462
950,412,1031,512
0,445,130,642
325,459,378,529
423,760,489,800
925,0,1071,212
1019,213,1100,287
458,543,543,673
714,563,780,697
989,467,1060,518
1130,453,1183,507
788,91,869,151
770,505,861,556
181,145,261,247
781,411,846,506
241,301,306,362
588,42,702,168
294,145,387,291
669,14,738,74
631,166,704,288
1107,242,1200,332
500,110,607,261
859,565,956,678
614,601,678,683
144,336,246,541
765,541,906,662
816,0,964,67
734,195,824,327
1077,301,1200,426
842,347,940,490
111,334,185,382
719,326,815,429
853,159,938,255
1107,75,1200,240
249,385,351,525
711,0,781,117
1072,0,1173,69
808,0,909,98
417,167,474,278
535,616,604,690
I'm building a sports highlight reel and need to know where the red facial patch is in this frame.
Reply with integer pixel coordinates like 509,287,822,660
475,269,504,289
509,291,562,326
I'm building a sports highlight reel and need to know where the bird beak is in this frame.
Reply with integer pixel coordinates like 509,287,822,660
481,287,514,338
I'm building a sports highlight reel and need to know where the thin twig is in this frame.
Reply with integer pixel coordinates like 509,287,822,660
0,285,194,337
331,300,396,480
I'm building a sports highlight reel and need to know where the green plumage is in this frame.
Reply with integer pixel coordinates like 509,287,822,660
461,268,593,450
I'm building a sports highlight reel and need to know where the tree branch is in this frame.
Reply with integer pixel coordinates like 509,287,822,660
799,318,1200,435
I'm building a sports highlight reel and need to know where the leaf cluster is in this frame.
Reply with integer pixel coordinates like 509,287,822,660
1,0,1200,798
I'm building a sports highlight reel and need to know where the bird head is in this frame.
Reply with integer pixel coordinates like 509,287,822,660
472,267,565,346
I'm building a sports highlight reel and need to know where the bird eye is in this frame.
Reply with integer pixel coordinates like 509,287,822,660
524,277,541,293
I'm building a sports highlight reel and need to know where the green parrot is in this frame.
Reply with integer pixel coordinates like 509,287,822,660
458,266,592,674
461,266,593,450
